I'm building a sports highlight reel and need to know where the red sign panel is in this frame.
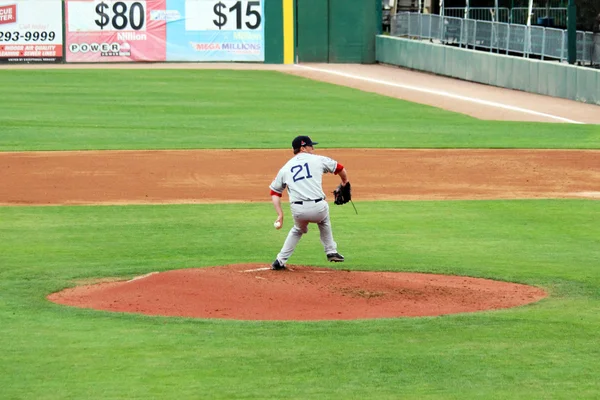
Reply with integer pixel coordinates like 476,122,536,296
0,4,16,24
65,0,167,63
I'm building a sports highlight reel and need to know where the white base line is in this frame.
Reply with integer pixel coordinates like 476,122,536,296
127,272,158,282
242,267,272,272
294,64,583,124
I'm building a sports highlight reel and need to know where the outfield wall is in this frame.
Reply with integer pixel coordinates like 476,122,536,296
0,0,378,65
376,36,600,106
295,0,379,64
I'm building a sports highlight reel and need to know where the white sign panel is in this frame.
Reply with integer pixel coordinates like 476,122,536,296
0,0,63,62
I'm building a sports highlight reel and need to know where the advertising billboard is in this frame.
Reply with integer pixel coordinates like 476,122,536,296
66,0,167,62
166,0,264,62
65,0,264,62
0,0,63,63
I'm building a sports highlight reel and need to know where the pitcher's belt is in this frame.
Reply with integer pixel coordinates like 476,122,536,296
292,198,323,205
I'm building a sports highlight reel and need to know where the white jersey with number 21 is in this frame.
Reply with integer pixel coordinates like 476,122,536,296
270,153,338,203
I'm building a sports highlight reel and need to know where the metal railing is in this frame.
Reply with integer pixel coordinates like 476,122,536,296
510,7,567,26
392,12,597,65
443,7,568,26
444,7,510,23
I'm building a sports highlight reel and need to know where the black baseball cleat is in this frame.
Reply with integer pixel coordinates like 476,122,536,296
327,253,345,262
271,259,286,270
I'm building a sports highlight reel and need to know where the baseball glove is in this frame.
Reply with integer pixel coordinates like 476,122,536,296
333,182,352,205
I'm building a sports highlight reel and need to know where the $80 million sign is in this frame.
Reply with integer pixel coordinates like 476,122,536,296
65,0,264,62
94,1,146,31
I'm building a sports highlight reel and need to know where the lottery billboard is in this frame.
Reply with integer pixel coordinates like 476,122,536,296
65,0,167,62
64,0,264,63
0,0,63,63
166,0,264,62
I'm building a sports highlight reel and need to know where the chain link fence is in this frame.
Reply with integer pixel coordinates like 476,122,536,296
391,12,597,65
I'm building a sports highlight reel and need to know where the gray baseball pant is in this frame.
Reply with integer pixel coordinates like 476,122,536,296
276,200,337,265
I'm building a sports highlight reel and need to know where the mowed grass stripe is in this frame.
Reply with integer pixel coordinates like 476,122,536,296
1,69,599,151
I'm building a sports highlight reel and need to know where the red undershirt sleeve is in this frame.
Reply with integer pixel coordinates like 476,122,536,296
270,190,282,197
334,163,344,175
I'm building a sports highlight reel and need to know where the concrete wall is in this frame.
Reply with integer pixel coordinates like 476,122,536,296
376,35,600,105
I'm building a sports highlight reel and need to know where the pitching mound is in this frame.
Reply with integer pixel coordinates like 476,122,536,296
47,265,547,321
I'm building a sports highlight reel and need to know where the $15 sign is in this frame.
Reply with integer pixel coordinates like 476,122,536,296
212,0,262,30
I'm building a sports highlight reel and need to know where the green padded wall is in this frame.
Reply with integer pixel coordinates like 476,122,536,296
296,0,328,62
264,0,284,64
295,0,378,63
328,0,377,63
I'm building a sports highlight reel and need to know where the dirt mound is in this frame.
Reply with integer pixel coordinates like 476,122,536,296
47,265,547,321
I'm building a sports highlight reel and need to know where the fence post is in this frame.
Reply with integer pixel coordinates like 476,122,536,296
524,26,529,58
459,18,464,48
560,30,566,62
490,22,494,52
567,0,576,64
506,23,510,55
585,32,592,64
473,20,477,49
541,28,546,60
428,15,431,39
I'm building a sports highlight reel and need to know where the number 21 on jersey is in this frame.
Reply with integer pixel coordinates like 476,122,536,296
291,163,313,182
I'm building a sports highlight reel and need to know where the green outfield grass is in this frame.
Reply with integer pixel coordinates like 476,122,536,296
1,68,600,399
1,201,600,399
1,69,599,151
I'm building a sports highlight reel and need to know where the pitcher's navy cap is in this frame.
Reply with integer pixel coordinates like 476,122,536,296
292,136,318,149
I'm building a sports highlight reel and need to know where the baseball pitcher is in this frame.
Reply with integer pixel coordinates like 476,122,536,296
269,135,351,270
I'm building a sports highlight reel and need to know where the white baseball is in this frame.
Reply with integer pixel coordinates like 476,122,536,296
273,221,282,229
